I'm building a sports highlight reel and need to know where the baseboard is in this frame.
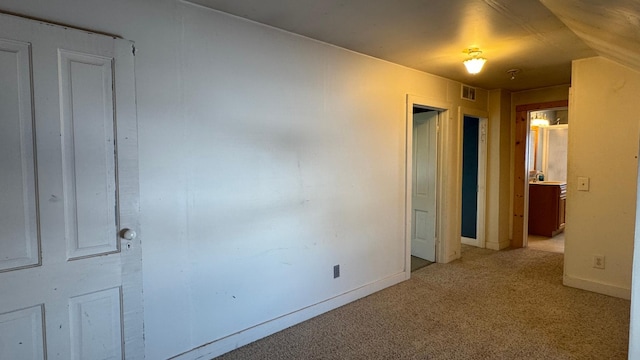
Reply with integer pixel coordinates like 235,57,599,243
485,239,510,250
563,274,631,300
461,237,479,247
169,271,408,360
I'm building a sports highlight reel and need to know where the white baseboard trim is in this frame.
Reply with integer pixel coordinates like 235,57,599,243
170,271,408,360
461,237,479,247
444,252,460,263
485,239,510,250
563,274,631,300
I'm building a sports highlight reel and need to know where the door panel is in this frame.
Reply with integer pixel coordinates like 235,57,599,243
0,305,45,360
411,111,437,261
59,50,119,259
0,39,39,272
0,14,142,359
69,287,123,360
414,210,433,245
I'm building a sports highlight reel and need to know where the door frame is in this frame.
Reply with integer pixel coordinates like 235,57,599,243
512,100,568,248
113,36,145,358
405,95,451,275
459,108,488,248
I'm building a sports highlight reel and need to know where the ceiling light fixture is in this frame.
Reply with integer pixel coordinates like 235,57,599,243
463,48,487,74
530,112,549,127
507,69,521,80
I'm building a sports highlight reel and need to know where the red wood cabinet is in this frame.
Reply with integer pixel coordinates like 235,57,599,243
528,183,566,237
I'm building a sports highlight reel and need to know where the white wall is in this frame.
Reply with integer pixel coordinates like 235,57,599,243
564,56,640,299
511,85,570,108
0,1,489,358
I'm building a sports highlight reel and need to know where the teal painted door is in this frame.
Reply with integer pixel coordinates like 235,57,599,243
461,116,479,239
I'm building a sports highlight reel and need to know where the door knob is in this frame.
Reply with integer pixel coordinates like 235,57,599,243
120,229,137,240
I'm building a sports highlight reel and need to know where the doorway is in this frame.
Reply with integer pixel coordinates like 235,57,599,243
461,115,487,248
526,108,568,253
405,95,452,274
512,100,568,248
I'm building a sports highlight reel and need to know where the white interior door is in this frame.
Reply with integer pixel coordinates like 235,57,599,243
411,111,437,261
0,14,142,359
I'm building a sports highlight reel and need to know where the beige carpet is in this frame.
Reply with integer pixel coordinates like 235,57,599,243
528,233,565,253
215,246,630,359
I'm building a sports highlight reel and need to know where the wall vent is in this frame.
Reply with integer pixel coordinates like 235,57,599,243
461,85,476,101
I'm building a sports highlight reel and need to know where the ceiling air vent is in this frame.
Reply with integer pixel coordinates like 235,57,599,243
461,85,476,101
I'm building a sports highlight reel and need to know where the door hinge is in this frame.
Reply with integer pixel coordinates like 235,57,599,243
132,44,137,56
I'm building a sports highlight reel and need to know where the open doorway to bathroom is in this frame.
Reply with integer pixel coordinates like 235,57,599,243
512,100,568,249
526,107,568,253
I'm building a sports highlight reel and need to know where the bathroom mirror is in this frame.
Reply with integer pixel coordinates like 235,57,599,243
528,109,568,182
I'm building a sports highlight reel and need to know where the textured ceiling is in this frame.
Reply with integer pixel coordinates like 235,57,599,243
540,0,640,72
187,0,639,91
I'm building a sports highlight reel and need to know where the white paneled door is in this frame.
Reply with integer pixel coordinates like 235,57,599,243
0,14,142,359
411,111,437,262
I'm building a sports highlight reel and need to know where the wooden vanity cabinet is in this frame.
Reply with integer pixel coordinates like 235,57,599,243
528,183,567,237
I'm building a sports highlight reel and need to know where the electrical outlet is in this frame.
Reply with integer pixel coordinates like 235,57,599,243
333,264,340,279
593,255,605,269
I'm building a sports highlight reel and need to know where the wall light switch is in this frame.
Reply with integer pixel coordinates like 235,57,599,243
577,177,590,191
